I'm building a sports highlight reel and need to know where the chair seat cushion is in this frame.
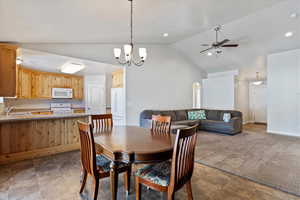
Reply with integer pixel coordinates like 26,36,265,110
96,155,128,172
135,161,171,187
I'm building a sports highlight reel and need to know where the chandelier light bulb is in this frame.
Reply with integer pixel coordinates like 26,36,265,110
139,48,147,60
124,44,132,55
113,48,121,59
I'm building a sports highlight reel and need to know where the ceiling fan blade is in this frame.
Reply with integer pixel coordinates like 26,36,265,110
216,39,230,46
201,44,210,47
222,44,239,47
200,47,214,54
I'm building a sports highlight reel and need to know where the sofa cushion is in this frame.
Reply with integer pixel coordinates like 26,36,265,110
200,119,235,133
152,111,177,121
222,113,231,122
174,110,187,121
206,110,220,120
172,120,199,126
188,110,206,120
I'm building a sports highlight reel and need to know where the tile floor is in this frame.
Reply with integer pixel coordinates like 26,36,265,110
0,149,299,200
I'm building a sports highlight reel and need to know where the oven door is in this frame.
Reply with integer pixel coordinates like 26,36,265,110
52,88,73,99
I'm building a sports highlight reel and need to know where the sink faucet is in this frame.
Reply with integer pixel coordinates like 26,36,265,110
5,106,14,116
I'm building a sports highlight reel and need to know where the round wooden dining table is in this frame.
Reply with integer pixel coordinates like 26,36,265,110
93,126,176,200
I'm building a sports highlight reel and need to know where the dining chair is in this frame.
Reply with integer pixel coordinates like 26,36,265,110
91,114,113,132
135,125,198,200
77,121,131,200
151,115,171,134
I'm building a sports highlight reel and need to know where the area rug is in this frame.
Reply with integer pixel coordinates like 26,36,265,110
195,126,300,197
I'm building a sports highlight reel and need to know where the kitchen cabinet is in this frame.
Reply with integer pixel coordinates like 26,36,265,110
0,43,18,97
17,67,32,98
18,66,84,100
71,77,84,99
32,72,53,99
112,69,124,88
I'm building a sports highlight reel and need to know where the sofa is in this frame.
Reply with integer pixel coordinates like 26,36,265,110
140,109,243,135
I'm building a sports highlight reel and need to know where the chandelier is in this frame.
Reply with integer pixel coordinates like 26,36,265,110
113,0,147,67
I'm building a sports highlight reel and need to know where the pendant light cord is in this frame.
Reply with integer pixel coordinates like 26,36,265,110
130,0,133,46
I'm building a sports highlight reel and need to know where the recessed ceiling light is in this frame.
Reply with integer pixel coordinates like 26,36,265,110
207,52,213,56
290,13,298,19
285,31,294,37
163,33,169,37
61,62,85,74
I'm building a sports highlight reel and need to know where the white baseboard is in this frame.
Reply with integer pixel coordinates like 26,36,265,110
267,129,300,138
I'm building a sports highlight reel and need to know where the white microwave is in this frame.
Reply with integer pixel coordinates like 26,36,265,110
52,88,73,99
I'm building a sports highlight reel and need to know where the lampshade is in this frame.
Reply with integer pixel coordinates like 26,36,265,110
124,45,132,55
113,48,121,58
139,48,147,60
124,45,132,62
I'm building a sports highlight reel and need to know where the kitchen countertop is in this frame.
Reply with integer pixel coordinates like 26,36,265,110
0,113,90,123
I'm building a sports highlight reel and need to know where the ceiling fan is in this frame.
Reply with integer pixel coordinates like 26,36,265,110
200,26,239,56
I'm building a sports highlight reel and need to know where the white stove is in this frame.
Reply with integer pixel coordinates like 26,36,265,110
50,103,72,114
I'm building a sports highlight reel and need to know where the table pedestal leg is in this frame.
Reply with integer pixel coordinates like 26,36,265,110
110,161,118,200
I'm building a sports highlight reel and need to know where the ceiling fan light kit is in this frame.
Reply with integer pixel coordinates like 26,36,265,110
113,0,147,67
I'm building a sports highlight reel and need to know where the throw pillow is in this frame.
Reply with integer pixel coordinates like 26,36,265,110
188,110,206,120
223,113,231,123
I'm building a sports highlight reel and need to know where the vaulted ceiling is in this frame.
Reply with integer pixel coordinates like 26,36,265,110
173,0,300,74
0,0,285,43
0,0,299,76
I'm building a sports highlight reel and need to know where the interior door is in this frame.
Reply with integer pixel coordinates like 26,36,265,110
111,88,125,126
86,83,106,114
250,84,267,123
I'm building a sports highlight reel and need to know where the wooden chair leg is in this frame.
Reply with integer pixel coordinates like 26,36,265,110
93,177,100,200
79,169,87,193
135,177,141,200
124,166,131,195
167,191,174,200
186,180,193,200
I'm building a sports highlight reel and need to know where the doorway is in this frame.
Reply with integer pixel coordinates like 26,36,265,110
249,83,267,124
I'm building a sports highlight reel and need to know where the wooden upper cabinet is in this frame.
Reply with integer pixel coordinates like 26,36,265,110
72,77,84,100
17,67,32,99
31,72,53,99
112,69,124,88
17,66,84,100
0,43,18,97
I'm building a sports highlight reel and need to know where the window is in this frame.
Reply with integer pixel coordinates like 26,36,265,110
192,82,201,108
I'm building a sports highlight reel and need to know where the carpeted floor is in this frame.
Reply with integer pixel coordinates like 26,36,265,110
195,124,300,197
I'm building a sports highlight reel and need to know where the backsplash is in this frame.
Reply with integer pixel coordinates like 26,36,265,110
4,98,85,110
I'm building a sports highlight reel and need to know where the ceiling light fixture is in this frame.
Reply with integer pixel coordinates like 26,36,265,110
290,13,298,19
61,62,85,74
163,33,169,37
252,72,263,85
16,57,23,65
113,0,147,67
285,31,294,37
207,52,213,56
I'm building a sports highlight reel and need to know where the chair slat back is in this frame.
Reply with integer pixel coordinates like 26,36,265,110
91,114,113,133
151,115,171,134
169,125,198,190
77,121,97,175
